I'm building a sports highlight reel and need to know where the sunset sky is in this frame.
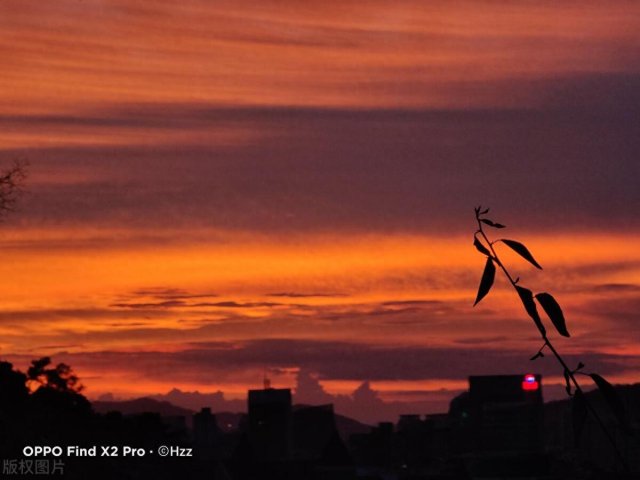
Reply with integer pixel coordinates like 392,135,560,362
1,0,639,422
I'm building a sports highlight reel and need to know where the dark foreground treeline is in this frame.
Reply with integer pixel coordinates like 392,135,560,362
0,359,199,479
2,359,640,479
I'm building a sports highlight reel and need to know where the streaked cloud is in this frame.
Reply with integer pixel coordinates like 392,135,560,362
3,0,640,111
0,0,638,415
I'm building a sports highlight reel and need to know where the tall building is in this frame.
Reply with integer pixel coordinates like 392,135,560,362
193,407,221,459
468,374,543,453
247,387,293,461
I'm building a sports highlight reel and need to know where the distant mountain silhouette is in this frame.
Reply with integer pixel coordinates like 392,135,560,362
545,382,640,414
150,388,245,412
93,396,194,417
293,404,371,441
92,396,372,440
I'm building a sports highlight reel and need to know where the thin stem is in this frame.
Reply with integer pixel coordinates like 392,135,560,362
475,211,628,471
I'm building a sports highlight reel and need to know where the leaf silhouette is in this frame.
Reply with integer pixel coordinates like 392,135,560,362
535,292,570,337
474,257,495,306
473,237,491,256
480,219,506,229
515,286,546,336
572,389,587,446
590,373,627,429
500,239,542,269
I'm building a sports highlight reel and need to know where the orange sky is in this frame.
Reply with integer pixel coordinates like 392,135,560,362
2,0,640,113
1,0,639,420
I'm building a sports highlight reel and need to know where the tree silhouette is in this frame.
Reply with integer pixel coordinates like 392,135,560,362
0,359,91,459
27,356,84,393
0,361,28,411
0,160,26,218
26,357,91,417
472,206,629,470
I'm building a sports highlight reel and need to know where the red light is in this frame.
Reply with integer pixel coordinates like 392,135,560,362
522,374,539,391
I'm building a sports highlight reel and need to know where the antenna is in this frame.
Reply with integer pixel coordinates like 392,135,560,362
263,366,271,390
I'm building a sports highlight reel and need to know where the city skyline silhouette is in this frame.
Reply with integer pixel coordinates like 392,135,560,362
1,1,639,477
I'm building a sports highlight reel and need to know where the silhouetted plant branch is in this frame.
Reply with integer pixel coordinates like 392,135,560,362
0,160,27,218
472,206,628,470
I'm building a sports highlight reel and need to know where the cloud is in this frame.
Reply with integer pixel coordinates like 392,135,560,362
591,283,640,294
577,296,640,325
150,388,244,413
0,83,637,235
8,338,636,385
0,307,172,324
109,300,285,309
294,369,336,405
111,300,188,309
149,368,458,424
295,370,392,424
196,301,285,308
453,336,509,345
6,335,638,422
381,299,442,307
5,0,640,113
110,288,286,310
1,0,639,424
129,287,219,300
267,292,348,298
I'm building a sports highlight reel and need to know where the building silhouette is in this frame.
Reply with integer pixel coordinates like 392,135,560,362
193,407,222,459
348,373,549,479
468,374,543,453
229,386,354,479
247,387,293,462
